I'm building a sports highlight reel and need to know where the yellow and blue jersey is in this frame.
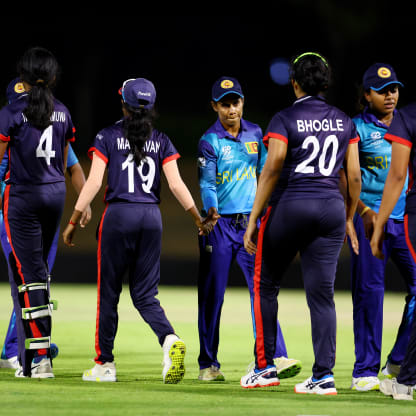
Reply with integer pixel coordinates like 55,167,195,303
197,118,266,215
354,109,408,219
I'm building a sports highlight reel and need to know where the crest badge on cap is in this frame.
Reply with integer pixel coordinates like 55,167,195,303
220,80,234,89
14,82,25,94
377,67,391,79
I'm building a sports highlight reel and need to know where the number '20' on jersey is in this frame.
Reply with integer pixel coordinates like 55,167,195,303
263,96,359,205
0,96,75,185
88,120,179,204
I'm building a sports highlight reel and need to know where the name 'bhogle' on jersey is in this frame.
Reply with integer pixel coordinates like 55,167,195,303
263,96,359,206
88,120,180,204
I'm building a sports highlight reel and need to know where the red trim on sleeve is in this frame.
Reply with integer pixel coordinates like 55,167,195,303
384,133,413,148
162,153,180,165
88,147,108,164
262,133,288,149
349,135,360,144
0,134,10,142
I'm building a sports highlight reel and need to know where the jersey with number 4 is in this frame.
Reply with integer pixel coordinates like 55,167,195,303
0,96,75,185
263,95,359,206
88,120,179,204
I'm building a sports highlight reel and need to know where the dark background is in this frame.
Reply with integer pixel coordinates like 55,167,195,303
0,9,413,292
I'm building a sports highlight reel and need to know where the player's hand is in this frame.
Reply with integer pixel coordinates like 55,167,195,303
80,205,92,228
346,218,359,255
62,223,77,247
361,208,377,240
370,226,385,260
244,220,258,255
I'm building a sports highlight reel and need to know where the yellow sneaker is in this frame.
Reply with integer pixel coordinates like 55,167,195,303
274,357,302,379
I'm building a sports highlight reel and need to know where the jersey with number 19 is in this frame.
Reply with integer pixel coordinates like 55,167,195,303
263,95,359,205
0,96,75,184
88,120,179,204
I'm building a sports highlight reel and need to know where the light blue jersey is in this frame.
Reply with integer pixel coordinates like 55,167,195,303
197,118,266,215
354,109,408,219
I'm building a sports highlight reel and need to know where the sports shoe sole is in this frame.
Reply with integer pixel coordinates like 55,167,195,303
241,380,280,389
164,339,186,384
277,362,302,379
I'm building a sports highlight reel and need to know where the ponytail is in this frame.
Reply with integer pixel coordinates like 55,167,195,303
17,47,59,130
122,103,156,165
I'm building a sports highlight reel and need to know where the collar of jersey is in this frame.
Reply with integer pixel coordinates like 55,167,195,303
214,118,247,141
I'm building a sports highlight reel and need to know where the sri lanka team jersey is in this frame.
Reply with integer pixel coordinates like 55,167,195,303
0,96,75,185
353,109,408,220
88,120,179,204
263,96,359,206
197,118,266,215
384,103,416,213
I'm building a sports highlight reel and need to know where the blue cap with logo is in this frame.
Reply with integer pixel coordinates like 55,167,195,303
119,78,156,109
6,78,26,104
212,76,244,102
363,63,404,91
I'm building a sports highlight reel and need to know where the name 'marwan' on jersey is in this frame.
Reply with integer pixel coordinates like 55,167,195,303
22,111,66,123
297,119,344,133
117,137,161,153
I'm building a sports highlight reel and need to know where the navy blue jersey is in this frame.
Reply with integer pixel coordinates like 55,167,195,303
0,96,75,185
88,119,179,204
384,103,416,212
263,96,359,205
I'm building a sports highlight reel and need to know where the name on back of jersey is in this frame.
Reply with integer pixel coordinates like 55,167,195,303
297,119,344,133
117,137,160,153
22,111,66,123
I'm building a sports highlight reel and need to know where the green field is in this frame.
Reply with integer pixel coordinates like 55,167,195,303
0,283,414,415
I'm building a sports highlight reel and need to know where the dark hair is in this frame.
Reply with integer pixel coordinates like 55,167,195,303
122,102,156,165
17,47,59,130
290,52,331,96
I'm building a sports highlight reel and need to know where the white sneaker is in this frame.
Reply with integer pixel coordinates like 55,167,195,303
381,361,401,379
162,334,186,384
240,366,280,389
31,358,54,378
380,378,413,400
0,356,19,369
295,375,337,395
82,361,116,382
15,365,26,378
274,357,302,379
198,365,225,381
351,376,380,391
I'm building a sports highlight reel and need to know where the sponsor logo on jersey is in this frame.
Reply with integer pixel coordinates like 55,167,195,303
222,145,232,160
245,141,258,154
220,80,234,89
377,67,391,78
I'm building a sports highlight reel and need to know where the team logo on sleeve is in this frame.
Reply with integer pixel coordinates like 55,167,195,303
377,67,391,78
220,80,234,89
245,142,258,154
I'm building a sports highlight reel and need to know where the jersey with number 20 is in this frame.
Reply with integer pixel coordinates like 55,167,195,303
0,96,75,184
88,119,180,204
263,95,359,206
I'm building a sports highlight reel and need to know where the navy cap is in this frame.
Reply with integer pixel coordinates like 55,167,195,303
363,63,403,91
6,78,26,104
119,78,156,109
211,76,244,102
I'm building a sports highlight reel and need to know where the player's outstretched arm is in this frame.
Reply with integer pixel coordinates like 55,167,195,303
162,159,214,235
63,153,106,246
371,141,410,259
244,138,287,255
